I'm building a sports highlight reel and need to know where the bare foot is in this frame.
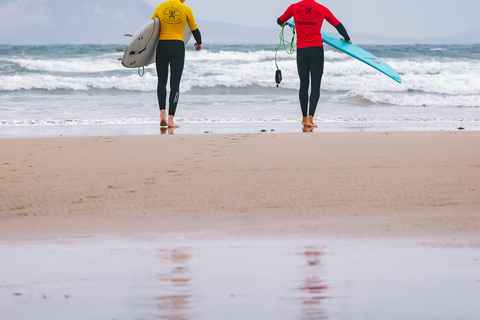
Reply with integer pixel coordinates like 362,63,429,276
160,110,167,127
305,115,318,127
302,116,309,127
167,115,180,128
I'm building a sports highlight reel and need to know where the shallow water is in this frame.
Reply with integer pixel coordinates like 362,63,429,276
1,121,479,139
0,237,479,320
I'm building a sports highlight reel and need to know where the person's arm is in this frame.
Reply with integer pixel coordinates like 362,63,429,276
192,28,202,50
335,22,351,43
324,7,352,43
278,5,294,27
185,6,202,50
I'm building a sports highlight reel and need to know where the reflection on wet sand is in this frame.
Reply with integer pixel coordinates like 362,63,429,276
160,127,178,135
157,248,193,320
298,246,329,320
1,239,479,320
302,127,316,133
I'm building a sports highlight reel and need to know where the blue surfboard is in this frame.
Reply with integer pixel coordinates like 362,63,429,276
285,21,402,84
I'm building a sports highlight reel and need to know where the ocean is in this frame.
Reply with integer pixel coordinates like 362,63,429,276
1,42,479,137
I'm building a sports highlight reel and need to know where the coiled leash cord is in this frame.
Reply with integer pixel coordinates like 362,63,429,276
275,24,295,87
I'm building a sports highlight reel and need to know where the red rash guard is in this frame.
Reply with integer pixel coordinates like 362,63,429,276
279,0,340,49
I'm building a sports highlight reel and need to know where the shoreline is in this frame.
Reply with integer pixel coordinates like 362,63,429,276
0,121,479,139
1,131,479,244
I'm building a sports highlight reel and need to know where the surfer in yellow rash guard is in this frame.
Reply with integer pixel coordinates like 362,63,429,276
152,0,202,128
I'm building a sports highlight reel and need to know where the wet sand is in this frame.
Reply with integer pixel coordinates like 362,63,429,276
2,131,480,319
1,131,479,243
1,237,480,320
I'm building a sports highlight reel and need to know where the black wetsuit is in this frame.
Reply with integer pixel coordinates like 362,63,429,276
156,40,185,116
277,2,350,118
155,31,201,116
296,46,325,117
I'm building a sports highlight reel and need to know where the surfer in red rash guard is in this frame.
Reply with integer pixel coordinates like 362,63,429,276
278,0,351,128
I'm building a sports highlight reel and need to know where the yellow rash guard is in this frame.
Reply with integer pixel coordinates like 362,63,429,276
151,0,198,41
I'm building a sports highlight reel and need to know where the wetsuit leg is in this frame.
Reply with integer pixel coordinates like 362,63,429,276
156,41,169,111
297,48,310,117
308,47,324,116
155,40,185,116
167,42,185,116
296,46,324,117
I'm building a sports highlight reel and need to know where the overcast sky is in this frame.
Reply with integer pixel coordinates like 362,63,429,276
145,0,480,39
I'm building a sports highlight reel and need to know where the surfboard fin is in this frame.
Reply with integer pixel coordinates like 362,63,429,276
138,66,145,77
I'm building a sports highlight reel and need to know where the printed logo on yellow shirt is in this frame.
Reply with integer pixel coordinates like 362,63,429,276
162,6,183,24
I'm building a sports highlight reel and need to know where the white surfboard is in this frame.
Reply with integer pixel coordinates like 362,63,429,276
184,27,193,45
121,18,193,69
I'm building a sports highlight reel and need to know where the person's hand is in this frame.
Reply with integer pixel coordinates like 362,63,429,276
195,43,202,51
341,38,353,44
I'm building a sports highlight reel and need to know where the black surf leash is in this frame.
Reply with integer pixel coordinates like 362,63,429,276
275,24,295,87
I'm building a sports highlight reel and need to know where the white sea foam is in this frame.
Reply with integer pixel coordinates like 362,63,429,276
2,56,479,105
3,49,479,98
3,57,123,73
0,73,157,91
186,50,275,62
345,91,480,108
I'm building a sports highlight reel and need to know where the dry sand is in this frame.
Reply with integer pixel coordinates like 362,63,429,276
1,131,479,243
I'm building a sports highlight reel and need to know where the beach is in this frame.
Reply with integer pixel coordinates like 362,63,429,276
1,131,479,241
2,42,480,319
2,1,480,317
2,16,480,320
2,131,480,320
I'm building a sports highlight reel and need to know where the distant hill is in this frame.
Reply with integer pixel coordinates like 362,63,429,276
444,26,480,45
0,0,153,45
0,0,279,45
352,26,480,45
0,0,478,45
